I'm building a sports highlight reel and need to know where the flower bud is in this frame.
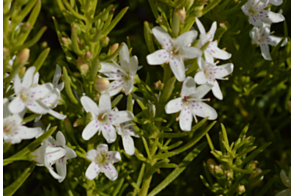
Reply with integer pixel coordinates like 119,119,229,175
154,80,164,90
248,160,258,170
207,159,216,173
226,171,233,180
62,37,71,47
249,168,263,187
41,41,48,48
110,43,119,54
237,185,246,195
177,9,186,23
77,56,89,75
15,48,30,64
185,0,194,10
21,22,31,32
94,78,110,92
214,165,224,175
3,47,10,61
101,37,110,47
18,66,26,78
86,51,92,59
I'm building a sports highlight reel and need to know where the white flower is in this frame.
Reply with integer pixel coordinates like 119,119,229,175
194,57,234,100
261,0,283,6
80,93,134,143
241,0,285,27
276,169,291,196
8,66,66,120
3,98,42,144
146,26,202,82
99,44,139,96
250,24,288,60
85,144,121,181
32,131,76,183
195,17,232,63
165,77,217,131
116,121,139,155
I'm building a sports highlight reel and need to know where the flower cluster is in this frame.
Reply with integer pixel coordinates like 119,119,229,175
241,0,287,60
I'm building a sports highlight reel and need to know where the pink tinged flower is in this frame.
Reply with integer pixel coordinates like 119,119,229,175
146,26,202,82
165,77,217,131
85,144,121,181
3,98,42,144
275,169,291,196
99,43,139,96
195,17,232,63
116,121,139,155
194,57,234,100
250,24,288,61
241,0,285,27
32,131,77,183
80,93,134,143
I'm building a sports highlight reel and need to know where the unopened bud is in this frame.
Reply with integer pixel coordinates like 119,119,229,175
250,168,264,187
154,80,164,90
41,41,48,48
110,43,119,54
21,22,31,32
214,165,224,175
3,47,9,60
185,0,195,10
77,56,89,75
62,37,71,47
237,185,245,195
101,37,110,47
207,159,216,173
94,78,110,92
177,9,186,23
226,171,233,179
19,66,26,78
86,51,92,59
16,48,30,64
248,160,258,170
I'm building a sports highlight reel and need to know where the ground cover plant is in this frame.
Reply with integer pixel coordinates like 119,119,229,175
3,0,291,195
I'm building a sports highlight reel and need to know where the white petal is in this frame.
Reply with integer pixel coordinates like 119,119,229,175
165,98,182,114
179,105,193,131
194,71,207,85
195,17,206,35
129,56,139,76
31,83,54,99
197,57,206,71
110,111,134,126
42,89,60,108
192,84,213,99
214,63,234,79
16,126,42,140
146,49,170,65
209,44,232,60
124,79,133,95
82,120,100,140
267,36,288,47
86,162,100,180
101,124,117,143
97,144,108,152
46,147,67,163
22,66,36,89
181,47,202,59
3,98,10,118
65,147,76,160
191,102,217,120
53,65,62,86
33,72,39,84
280,170,290,187
100,62,123,79
249,16,263,27
260,43,272,60
122,136,135,155
107,80,125,96
80,96,99,116
208,21,217,41
8,97,25,114
26,100,49,114
99,93,112,112
107,151,121,163
101,163,118,181
249,28,259,44
57,82,64,91
152,26,173,47
56,131,66,146
174,30,198,47
86,149,97,161
181,76,196,96
48,166,64,181
259,10,285,23
269,0,283,6
14,74,22,94
48,109,66,120
212,81,223,100
204,50,214,64
241,5,249,16
169,57,185,82
119,43,130,68
55,158,66,183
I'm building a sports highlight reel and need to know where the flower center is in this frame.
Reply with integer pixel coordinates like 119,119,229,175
203,64,216,83
98,113,108,122
170,46,180,56
19,89,30,102
182,96,189,102
95,152,107,165
248,7,257,16
3,126,10,133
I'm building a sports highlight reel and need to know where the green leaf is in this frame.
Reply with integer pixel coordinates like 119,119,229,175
111,94,124,107
144,159,170,179
159,77,177,104
241,142,271,165
32,47,50,73
3,163,36,196
148,143,206,196
63,66,79,104
144,21,155,53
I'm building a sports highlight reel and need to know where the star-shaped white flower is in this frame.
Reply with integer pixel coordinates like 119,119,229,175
146,26,202,82
3,98,42,144
165,77,217,131
250,24,288,60
99,44,139,96
276,169,291,196
116,121,139,155
80,93,134,143
261,0,283,6
241,0,285,27
32,131,77,183
195,17,232,63
85,144,121,181
194,57,234,100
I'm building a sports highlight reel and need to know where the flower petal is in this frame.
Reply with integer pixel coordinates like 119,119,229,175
86,162,101,180
86,149,97,161
209,43,232,60
280,170,290,187
146,49,170,65
99,62,123,78
181,76,196,96
119,43,130,68
107,151,121,163
208,21,217,41
48,109,66,120
269,0,283,6
191,102,217,120
165,98,182,114
46,146,67,163
212,81,223,100
31,83,54,99
82,120,100,140
195,17,206,35
266,36,288,47
181,47,202,59
192,84,213,99
53,65,62,86
14,74,22,94
174,30,198,48
65,147,77,160
122,136,135,155
204,50,214,64
179,105,193,131
57,82,64,91
249,28,259,44
124,79,133,95
107,80,125,96
3,98,10,118
249,16,263,27
22,66,36,89
260,43,272,60
110,111,134,126
81,96,99,116
16,126,42,140
194,71,207,85
56,131,66,147
169,57,185,82
26,100,49,114
47,166,64,181
214,63,234,79
42,89,60,108
55,158,66,183
152,26,173,47
101,163,118,181
259,10,285,23
99,93,112,112
101,124,117,143
129,56,139,76
9,97,25,114
97,144,108,152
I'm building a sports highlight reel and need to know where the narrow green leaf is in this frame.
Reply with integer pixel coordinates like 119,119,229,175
231,166,254,174
71,25,85,55
127,94,133,112
144,21,155,53
32,48,50,73
63,67,79,104
256,177,274,196
206,133,215,151
111,94,124,107
241,142,271,165
159,77,176,104
3,154,36,166
22,114,40,124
